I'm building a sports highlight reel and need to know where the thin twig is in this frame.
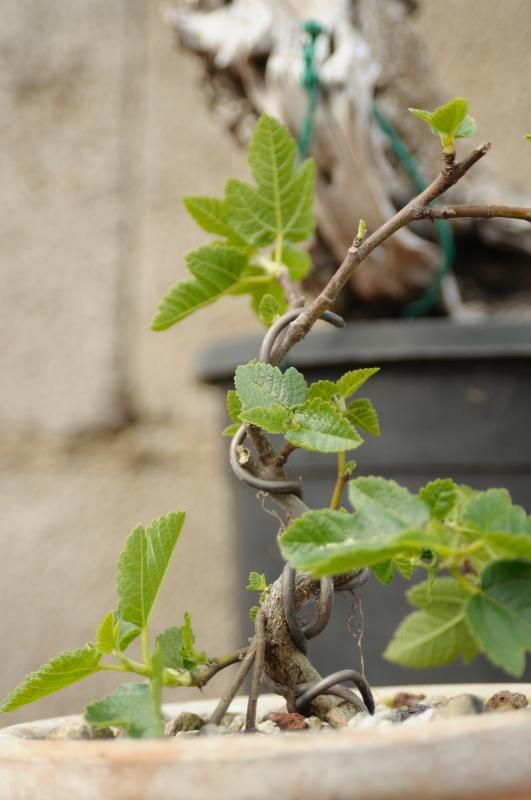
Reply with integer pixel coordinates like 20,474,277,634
417,204,531,222
329,451,348,510
269,143,496,364
278,266,305,308
273,441,298,469
209,645,256,726
192,648,248,688
245,609,266,731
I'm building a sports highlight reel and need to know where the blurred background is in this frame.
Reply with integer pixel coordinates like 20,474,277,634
1,0,530,725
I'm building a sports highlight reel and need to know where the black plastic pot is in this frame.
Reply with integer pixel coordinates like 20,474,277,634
201,319,531,684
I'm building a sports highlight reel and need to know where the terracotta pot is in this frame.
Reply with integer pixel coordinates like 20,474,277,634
1,684,530,800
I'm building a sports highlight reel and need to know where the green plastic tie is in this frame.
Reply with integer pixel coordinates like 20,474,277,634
297,20,326,160
297,24,453,316
372,104,456,316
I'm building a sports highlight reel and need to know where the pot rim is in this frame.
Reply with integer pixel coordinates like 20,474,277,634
1,682,529,745
199,318,531,383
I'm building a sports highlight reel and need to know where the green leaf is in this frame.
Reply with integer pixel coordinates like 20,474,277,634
247,277,288,323
419,479,457,521
95,611,116,655
346,398,380,436
462,490,531,561
280,508,423,577
466,560,531,676
156,627,185,669
373,555,419,585
258,293,281,326
249,605,259,623
235,361,307,410
85,680,164,739
180,612,208,671
151,246,247,330
455,115,477,139
430,98,469,135
280,477,431,576
384,591,475,669
0,645,101,712
114,616,141,652
239,403,291,434
226,390,242,424
408,108,433,126
225,115,315,247
183,196,246,244
348,477,430,532
155,614,207,672
408,576,468,609
222,423,240,437
223,390,242,436
307,380,338,403
462,489,531,535
392,555,418,580
409,98,475,148
525,134,531,142
281,244,312,281
372,561,394,585
287,399,363,453
247,571,267,592
117,512,185,629
336,368,379,399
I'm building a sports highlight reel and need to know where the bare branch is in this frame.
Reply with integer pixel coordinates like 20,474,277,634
245,609,266,731
270,143,494,365
209,646,256,725
417,204,531,223
192,647,248,688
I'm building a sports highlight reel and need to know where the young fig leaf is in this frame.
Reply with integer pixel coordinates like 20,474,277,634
247,571,267,592
465,560,531,676
0,646,101,713
235,361,307,410
151,246,248,330
258,293,281,327
225,115,315,247
117,512,185,629
85,680,164,739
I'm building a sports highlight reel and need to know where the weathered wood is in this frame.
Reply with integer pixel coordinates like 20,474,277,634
168,0,531,310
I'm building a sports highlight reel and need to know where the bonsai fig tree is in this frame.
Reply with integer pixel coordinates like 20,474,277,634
2,100,531,737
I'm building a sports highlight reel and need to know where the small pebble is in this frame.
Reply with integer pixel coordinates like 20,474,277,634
432,694,484,719
256,719,281,735
227,714,245,733
165,712,204,737
175,729,201,738
327,705,359,729
200,723,221,737
305,716,322,731
394,703,429,721
425,694,448,707
486,691,529,712
347,710,398,729
264,712,306,731
46,722,116,740
402,708,435,725
391,692,426,709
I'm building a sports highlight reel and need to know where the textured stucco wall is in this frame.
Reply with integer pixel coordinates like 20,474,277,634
0,0,253,725
414,0,531,189
1,0,530,726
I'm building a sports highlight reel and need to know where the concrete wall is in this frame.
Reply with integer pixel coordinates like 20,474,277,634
1,0,530,725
